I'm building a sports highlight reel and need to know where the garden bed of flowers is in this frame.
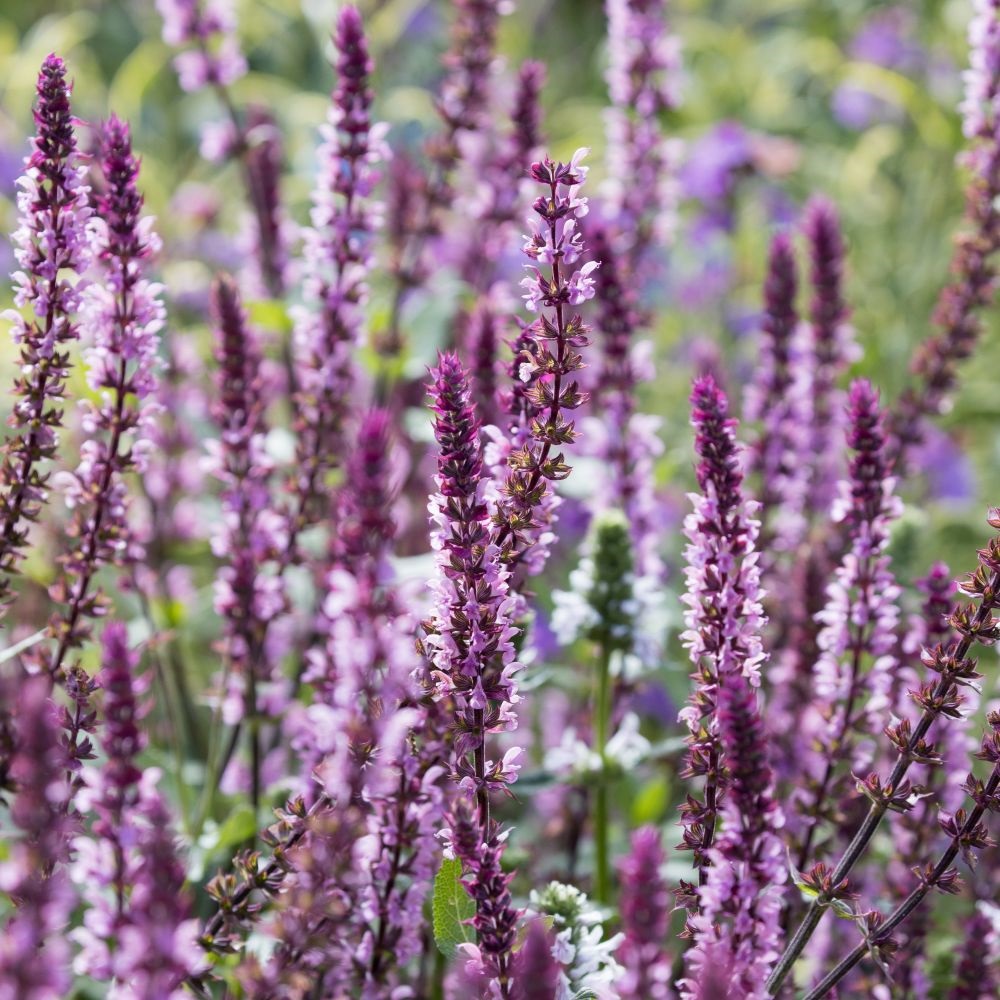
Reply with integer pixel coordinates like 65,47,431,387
1,0,1000,997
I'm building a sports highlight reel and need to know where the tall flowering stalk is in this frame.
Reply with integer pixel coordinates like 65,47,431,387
745,230,811,553
43,114,164,681
675,376,766,925
681,669,785,999
617,826,672,999
804,197,856,513
792,381,902,867
0,676,73,997
769,506,1000,993
0,54,90,619
890,0,1000,467
290,5,385,545
206,274,285,812
71,623,201,995
603,0,682,275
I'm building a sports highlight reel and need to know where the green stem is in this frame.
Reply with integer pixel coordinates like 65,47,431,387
594,642,613,906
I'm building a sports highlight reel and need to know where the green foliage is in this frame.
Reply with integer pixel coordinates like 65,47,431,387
432,857,475,960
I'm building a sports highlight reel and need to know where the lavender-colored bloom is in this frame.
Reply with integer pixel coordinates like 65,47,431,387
291,5,386,543
948,907,998,998
617,826,672,999
793,381,902,860
745,231,812,552
604,0,683,271
41,114,162,679
156,0,247,92
424,353,521,806
803,196,858,513
243,106,290,298
0,54,90,620
675,376,767,925
0,676,73,997
70,624,201,996
451,798,520,998
207,275,286,802
680,121,752,205
682,669,785,999
511,920,561,1000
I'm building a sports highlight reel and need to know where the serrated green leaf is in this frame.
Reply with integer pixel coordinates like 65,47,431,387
432,857,475,959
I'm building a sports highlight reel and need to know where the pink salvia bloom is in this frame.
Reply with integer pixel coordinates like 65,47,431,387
681,669,786,1000
617,826,672,999
675,375,766,926
0,54,90,620
0,676,73,997
290,5,385,543
156,0,247,92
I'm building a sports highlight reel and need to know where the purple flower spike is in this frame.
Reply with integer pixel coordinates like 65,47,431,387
207,275,285,806
157,0,247,92
40,113,163,683
803,196,857,513
604,0,683,272
682,669,785,1000
617,826,672,999
746,231,812,552
675,375,767,927
0,54,90,620
290,4,386,545
0,675,73,997
511,920,561,1000
890,0,1000,467
793,380,902,865
70,624,202,993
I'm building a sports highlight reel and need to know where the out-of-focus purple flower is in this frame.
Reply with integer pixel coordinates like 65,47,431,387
206,275,286,802
603,0,683,272
851,7,923,71
675,376,767,927
890,0,1000,465
680,121,752,205
910,424,977,503
156,0,247,92
0,54,90,620
0,675,74,997
793,381,902,858
511,920,561,1000
70,624,202,995
682,669,785,999
949,906,999,999
803,196,858,513
617,826,672,999
290,5,386,544
831,84,901,131
243,106,290,298
745,231,812,552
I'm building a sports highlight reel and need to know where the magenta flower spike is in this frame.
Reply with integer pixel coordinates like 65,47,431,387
41,114,164,683
0,676,73,997
681,669,786,999
675,375,767,927
0,54,90,620
290,5,385,544
746,230,812,553
617,826,672,999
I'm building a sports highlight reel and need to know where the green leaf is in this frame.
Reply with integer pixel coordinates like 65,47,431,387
432,857,475,959
631,776,669,826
